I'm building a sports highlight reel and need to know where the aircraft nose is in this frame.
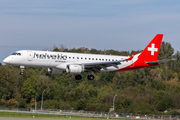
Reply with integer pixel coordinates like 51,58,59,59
3,57,10,64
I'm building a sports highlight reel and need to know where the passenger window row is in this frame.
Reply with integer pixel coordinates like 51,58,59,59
68,56,121,61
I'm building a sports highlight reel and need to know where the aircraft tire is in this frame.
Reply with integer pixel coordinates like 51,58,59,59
87,75,94,80
20,72,23,75
75,75,82,80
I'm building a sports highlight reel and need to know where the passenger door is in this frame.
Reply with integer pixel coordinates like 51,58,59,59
27,50,33,61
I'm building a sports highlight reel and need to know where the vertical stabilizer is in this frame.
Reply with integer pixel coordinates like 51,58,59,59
138,34,163,62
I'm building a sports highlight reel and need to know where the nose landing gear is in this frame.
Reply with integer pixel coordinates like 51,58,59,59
20,66,25,75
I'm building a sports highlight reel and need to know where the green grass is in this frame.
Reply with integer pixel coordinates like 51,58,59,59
0,111,115,119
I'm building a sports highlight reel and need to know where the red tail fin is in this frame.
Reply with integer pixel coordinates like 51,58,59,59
138,34,163,62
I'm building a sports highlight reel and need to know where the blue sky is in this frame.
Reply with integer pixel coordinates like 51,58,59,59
1,0,180,64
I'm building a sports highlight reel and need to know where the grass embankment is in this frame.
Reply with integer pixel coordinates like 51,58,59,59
0,111,117,120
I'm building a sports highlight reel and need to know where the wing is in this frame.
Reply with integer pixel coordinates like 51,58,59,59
82,51,137,72
83,60,123,72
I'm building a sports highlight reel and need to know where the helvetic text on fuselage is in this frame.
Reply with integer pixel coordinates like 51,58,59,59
33,52,67,60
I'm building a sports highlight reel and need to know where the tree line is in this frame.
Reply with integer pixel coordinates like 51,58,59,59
1,41,180,115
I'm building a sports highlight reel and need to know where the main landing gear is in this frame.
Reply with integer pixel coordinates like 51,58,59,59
75,74,94,80
87,74,94,80
75,75,82,80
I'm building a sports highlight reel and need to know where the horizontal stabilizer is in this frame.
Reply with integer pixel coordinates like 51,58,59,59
146,59,176,65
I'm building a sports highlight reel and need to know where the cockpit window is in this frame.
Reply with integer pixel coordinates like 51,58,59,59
11,53,17,55
11,52,21,56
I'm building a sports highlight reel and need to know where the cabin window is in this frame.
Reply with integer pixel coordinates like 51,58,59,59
89,58,91,60
81,57,83,59
85,58,87,60
96,58,98,60
77,57,79,59
92,58,94,60
69,57,71,59
73,57,75,59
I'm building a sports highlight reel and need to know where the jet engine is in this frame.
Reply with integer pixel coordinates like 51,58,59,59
48,68,64,74
66,65,84,74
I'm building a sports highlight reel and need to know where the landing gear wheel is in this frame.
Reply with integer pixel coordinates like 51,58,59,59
19,66,25,75
75,75,82,80
87,75,94,80
20,72,23,75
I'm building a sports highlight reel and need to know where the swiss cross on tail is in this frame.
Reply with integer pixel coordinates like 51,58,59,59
138,34,163,62
148,43,158,55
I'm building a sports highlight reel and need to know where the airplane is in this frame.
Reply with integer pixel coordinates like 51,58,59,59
3,34,174,80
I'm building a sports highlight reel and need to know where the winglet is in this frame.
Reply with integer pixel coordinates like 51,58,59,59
125,51,137,61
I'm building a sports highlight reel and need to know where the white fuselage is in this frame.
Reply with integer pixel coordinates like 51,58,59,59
3,50,139,72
